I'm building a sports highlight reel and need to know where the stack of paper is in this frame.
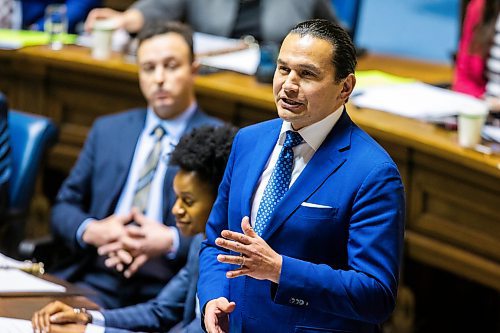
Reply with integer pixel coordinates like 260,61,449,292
0,253,65,293
0,269,66,293
198,46,260,75
351,82,486,120
0,317,32,333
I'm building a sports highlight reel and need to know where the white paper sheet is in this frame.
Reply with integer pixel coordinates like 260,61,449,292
0,317,32,333
0,269,65,293
352,82,487,120
198,47,260,75
193,32,247,56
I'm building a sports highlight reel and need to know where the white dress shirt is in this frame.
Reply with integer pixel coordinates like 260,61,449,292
250,106,344,226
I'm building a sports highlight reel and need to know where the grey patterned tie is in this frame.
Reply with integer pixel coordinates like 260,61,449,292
0,0,14,29
132,125,166,213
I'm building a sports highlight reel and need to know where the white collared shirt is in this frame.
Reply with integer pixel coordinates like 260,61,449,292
250,105,344,226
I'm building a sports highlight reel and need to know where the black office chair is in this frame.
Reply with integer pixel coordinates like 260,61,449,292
0,100,58,257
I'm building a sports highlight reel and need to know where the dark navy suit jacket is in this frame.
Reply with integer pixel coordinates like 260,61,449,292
51,107,220,308
21,0,101,33
198,111,405,332
102,234,204,333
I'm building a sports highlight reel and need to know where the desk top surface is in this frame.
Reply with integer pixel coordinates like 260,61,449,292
1,45,499,176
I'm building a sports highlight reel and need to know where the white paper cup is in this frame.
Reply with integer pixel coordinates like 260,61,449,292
91,19,117,60
458,104,488,148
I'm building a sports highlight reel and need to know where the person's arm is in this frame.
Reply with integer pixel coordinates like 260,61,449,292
84,7,144,33
129,0,186,31
198,134,240,332
51,122,100,251
103,258,191,331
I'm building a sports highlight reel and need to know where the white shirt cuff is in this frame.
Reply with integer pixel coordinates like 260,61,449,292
85,324,105,333
76,218,96,248
167,226,180,259
89,310,105,326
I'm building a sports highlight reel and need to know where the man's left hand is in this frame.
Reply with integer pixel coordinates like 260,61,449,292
215,216,282,283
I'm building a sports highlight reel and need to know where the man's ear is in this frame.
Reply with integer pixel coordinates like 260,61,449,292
191,59,201,75
341,73,356,99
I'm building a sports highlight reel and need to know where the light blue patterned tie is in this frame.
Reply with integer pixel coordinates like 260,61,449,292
254,130,303,236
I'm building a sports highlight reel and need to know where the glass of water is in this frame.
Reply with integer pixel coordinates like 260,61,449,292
44,4,68,50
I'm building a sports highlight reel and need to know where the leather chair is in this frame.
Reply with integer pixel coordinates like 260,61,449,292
0,110,58,257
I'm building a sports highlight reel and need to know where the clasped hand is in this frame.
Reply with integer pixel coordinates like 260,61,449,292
84,208,174,278
31,301,88,333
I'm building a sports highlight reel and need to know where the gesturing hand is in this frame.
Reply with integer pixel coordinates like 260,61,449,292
204,297,236,333
215,216,283,283
32,301,89,333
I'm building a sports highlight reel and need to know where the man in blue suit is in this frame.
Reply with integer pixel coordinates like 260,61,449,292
199,19,405,332
20,0,101,33
51,21,220,309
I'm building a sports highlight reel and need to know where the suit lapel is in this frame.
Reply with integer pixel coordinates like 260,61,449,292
106,110,146,214
262,111,353,241
240,122,281,220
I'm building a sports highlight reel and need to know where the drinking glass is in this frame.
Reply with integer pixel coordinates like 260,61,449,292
44,4,68,50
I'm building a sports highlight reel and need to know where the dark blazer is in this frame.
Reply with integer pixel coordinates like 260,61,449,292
132,0,338,44
21,0,101,33
0,93,10,215
198,111,405,332
102,234,204,333
51,107,220,308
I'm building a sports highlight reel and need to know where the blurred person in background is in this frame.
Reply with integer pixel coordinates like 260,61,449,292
453,0,500,111
84,0,339,44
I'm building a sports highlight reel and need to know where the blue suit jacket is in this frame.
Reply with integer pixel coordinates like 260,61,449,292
102,234,204,333
198,111,405,333
21,0,101,33
51,107,220,308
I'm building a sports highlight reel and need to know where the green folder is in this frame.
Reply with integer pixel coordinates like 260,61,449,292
0,29,76,49
355,70,416,89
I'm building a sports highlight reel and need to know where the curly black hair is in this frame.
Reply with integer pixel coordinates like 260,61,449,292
169,125,237,195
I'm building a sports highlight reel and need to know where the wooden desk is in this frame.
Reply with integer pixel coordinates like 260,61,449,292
0,274,98,320
0,46,498,292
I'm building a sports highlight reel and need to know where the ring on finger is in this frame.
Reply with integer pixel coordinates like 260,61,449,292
239,254,245,269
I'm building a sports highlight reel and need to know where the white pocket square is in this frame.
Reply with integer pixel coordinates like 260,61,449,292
300,202,332,209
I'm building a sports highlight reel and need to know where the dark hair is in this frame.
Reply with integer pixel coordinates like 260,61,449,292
137,21,194,62
289,19,357,83
471,0,500,56
169,125,237,195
